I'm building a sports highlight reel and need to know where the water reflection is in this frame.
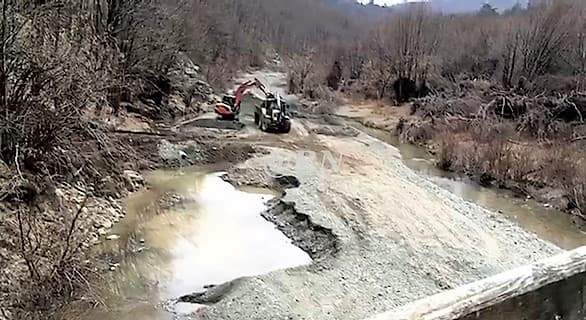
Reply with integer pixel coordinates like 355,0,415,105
85,170,310,319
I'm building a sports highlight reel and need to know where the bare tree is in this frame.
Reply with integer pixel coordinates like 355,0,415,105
362,3,438,101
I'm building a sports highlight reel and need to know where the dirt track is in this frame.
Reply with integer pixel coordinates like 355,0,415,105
181,71,561,320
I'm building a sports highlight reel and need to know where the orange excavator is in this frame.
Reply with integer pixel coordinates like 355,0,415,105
214,78,268,121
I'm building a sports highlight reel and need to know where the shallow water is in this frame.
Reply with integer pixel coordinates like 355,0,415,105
357,124,586,250
84,170,310,319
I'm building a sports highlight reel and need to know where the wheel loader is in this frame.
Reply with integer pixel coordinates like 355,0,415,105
253,93,292,134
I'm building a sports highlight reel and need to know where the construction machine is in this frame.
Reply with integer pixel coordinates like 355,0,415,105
215,78,292,133
214,78,267,121
254,92,292,133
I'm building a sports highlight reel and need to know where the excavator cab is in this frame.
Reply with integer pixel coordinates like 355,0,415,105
222,95,236,107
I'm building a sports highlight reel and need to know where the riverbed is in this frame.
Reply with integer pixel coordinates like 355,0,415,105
75,69,586,320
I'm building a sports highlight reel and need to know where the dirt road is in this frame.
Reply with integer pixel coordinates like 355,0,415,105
182,71,561,319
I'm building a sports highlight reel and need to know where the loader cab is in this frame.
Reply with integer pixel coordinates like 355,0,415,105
264,94,289,113
222,94,236,107
254,93,292,133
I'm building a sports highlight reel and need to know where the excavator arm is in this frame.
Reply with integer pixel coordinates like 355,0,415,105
215,78,268,120
234,78,267,112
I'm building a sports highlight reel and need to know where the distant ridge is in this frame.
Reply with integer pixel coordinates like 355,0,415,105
349,0,528,13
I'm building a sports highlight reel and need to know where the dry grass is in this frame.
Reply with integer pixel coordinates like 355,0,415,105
421,120,586,214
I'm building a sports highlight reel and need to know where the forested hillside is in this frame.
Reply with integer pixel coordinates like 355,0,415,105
431,0,526,12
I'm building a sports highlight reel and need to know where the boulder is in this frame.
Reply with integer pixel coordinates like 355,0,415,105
123,170,145,191
93,219,113,229
0,160,10,179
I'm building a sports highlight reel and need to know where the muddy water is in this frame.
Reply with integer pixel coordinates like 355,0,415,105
84,169,310,319
354,124,586,250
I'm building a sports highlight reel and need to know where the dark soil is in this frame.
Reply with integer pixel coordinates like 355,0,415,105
262,199,339,262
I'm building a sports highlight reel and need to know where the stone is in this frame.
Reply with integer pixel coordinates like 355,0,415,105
94,219,113,229
0,160,10,179
54,188,65,198
106,234,120,241
274,175,301,189
184,66,199,78
123,170,145,191
169,93,187,113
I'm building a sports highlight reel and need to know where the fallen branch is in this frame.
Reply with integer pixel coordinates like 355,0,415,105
54,196,88,277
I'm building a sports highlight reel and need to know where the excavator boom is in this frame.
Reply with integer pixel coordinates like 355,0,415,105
215,78,268,120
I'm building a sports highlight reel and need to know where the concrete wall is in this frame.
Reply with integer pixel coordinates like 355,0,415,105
460,273,586,320
368,247,586,320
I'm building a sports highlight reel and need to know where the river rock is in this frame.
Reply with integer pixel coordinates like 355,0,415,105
106,234,120,240
185,66,198,78
54,188,65,198
123,170,145,191
158,140,182,161
0,307,12,320
179,279,240,304
0,160,9,179
94,219,113,229
274,175,301,189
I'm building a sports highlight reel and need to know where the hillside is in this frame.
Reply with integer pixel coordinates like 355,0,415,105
356,0,527,12
431,0,527,12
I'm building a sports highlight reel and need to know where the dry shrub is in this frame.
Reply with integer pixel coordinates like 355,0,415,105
8,202,102,319
536,144,586,212
539,144,581,186
569,182,586,213
204,59,233,92
506,147,535,182
399,120,436,144
469,119,516,143
411,95,487,118
434,119,539,184
287,54,317,95
0,3,140,318
432,118,586,213
437,134,458,170
326,61,343,90
287,53,338,104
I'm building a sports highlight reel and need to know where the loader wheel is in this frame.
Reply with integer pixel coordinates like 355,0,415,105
281,121,291,133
